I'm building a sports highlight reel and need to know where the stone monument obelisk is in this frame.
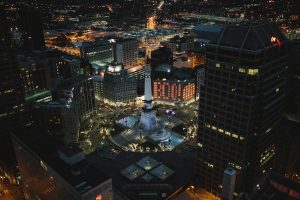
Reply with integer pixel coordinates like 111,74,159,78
140,65,157,130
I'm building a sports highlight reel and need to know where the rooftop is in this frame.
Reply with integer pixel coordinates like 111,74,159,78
87,150,195,199
79,39,112,48
56,75,92,91
193,24,223,33
238,173,300,200
212,23,287,51
12,126,110,195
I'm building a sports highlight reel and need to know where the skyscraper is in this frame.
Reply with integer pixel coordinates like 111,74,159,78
197,23,288,196
102,62,137,104
115,38,139,69
0,6,26,183
80,39,114,64
52,75,96,124
0,7,26,140
18,8,45,50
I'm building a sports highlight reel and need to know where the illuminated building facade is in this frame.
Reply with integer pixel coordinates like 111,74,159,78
55,56,81,79
153,68,196,104
197,23,288,196
80,40,113,64
187,51,206,68
115,39,139,69
103,63,137,104
93,75,103,100
127,65,145,96
12,132,112,200
17,55,51,100
153,79,195,103
147,16,157,30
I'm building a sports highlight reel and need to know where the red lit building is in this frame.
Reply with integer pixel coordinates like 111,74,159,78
153,79,195,103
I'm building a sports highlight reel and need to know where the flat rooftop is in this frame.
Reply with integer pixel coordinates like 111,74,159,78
56,75,92,91
12,126,110,195
87,149,196,199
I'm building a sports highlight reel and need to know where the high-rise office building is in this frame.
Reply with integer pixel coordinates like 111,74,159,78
93,75,104,100
103,62,137,104
127,65,145,96
18,8,45,50
56,56,81,79
80,39,114,64
0,7,10,48
115,39,139,69
196,65,205,100
0,6,27,184
32,100,80,143
197,23,288,196
17,55,51,99
48,55,83,79
0,7,26,134
52,75,96,124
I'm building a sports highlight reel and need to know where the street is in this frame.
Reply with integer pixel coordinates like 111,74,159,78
0,181,16,200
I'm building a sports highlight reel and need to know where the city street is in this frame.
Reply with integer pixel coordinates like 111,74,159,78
0,181,20,200
174,187,220,200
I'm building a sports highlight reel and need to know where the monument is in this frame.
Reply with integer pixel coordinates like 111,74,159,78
140,65,171,142
140,65,157,130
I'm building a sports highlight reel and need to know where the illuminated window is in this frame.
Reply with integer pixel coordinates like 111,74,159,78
40,161,47,171
239,68,246,73
218,128,224,133
207,163,214,168
248,69,258,75
205,124,244,141
265,128,272,133
270,36,281,47
225,131,231,136
216,63,221,68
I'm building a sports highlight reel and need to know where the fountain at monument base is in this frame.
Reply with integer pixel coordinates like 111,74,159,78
143,126,172,142
110,66,185,152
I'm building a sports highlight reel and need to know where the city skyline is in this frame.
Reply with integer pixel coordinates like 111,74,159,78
0,0,299,200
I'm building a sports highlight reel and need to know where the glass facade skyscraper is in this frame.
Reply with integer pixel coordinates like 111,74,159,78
197,23,288,196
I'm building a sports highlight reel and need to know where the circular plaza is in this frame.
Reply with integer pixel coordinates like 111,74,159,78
79,102,198,154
